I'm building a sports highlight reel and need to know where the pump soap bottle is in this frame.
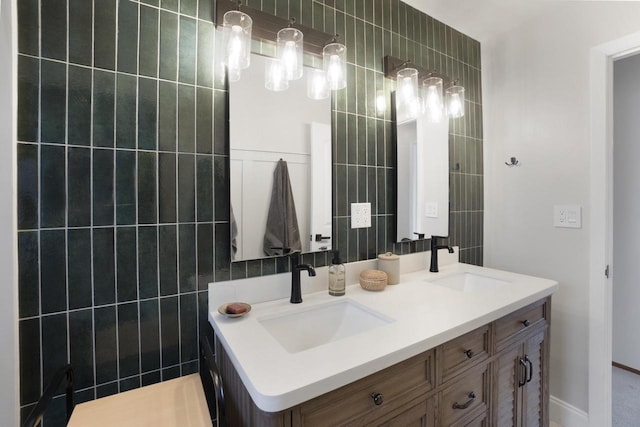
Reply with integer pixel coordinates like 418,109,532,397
328,250,346,296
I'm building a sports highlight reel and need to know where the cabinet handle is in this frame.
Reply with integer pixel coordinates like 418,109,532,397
526,355,533,383
521,319,530,327
518,358,528,387
452,392,476,410
371,392,384,406
463,349,474,359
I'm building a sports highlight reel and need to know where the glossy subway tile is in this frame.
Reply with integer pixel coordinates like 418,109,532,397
16,0,483,418
69,0,93,66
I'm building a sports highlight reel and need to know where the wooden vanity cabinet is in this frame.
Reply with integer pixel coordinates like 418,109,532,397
493,328,548,427
291,349,435,426
215,297,550,427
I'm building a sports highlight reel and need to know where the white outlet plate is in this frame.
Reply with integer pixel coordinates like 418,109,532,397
554,205,582,228
351,203,371,228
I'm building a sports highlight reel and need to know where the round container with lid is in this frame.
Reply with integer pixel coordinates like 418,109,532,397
377,252,400,285
359,269,387,291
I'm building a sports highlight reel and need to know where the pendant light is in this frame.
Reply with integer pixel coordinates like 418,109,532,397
422,76,444,122
222,10,252,81
307,69,329,100
445,81,465,118
396,67,420,121
323,38,347,90
265,58,289,91
277,24,304,81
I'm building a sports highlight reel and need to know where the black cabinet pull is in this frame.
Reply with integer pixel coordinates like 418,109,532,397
452,391,476,410
371,392,384,406
521,319,530,327
518,358,528,387
526,355,533,383
463,349,474,359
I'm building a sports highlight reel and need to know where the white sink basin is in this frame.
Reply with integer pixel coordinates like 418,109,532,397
258,300,393,353
427,272,510,293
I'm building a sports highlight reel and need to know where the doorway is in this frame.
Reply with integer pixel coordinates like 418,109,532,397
612,51,640,427
589,31,640,427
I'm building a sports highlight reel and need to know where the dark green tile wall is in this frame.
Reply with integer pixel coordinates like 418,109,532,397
16,0,482,424
17,0,217,424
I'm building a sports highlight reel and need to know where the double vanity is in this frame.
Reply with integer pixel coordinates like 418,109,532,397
209,251,558,426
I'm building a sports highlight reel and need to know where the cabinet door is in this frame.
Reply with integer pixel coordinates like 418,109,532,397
522,329,547,427
494,343,523,427
493,328,548,427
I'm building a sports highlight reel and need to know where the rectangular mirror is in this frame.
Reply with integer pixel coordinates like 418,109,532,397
229,53,332,261
396,113,449,242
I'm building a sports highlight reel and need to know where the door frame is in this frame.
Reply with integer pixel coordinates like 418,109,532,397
588,31,640,427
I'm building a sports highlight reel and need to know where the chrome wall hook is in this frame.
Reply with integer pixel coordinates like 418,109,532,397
505,157,520,167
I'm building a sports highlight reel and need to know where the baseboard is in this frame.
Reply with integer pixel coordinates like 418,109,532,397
612,360,640,376
550,395,589,427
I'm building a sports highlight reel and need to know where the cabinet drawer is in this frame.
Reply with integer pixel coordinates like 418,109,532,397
440,325,490,384
450,408,488,427
294,350,435,426
440,362,489,426
495,299,547,348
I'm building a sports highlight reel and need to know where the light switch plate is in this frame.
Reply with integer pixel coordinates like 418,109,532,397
351,203,371,228
425,202,438,218
554,205,582,228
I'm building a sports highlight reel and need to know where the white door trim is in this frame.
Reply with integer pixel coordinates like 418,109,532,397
589,31,640,427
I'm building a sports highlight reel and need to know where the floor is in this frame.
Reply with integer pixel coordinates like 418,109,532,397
613,366,640,427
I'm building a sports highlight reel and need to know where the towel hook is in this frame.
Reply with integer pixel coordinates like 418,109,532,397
505,156,520,167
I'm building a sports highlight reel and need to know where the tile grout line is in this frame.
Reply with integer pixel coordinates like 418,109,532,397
90,0,98,400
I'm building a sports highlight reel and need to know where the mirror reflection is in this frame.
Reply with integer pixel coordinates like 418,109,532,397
229,53,332,261
396,111,449,242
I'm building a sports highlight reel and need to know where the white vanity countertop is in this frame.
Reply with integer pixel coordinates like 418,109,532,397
208,262,558,413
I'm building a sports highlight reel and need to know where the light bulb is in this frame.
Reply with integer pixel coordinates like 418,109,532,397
265,58,288,91
282,41,298,80
396,68,419,122
277,28,304,81
307,69,329,100
327,55,342,85
227,25,243,70
445,84,465,118
448,94,462,117
323,43,347,90
222,10,252,74
376,90,386,115
400,76,415,100
424,86,443,122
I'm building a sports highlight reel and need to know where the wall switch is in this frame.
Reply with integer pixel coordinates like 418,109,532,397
554,205,582,228
425,202,438,218
351,203,371,228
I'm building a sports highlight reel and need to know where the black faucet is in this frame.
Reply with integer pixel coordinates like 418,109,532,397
430,236,454,273
290,252,316,303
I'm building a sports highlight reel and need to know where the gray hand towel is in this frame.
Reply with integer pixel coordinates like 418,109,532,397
230,203,238,260
263,159,302,256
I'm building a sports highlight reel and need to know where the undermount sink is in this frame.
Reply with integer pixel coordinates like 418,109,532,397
258,299,393,353
427,272,510,293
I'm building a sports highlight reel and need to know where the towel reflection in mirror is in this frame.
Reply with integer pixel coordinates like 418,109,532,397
263,159,302,256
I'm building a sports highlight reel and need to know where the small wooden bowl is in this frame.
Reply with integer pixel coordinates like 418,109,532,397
359,269,388,291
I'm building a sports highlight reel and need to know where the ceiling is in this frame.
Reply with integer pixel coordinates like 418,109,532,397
402,0,551,42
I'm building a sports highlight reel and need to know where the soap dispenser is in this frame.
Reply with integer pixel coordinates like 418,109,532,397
328,250,346,296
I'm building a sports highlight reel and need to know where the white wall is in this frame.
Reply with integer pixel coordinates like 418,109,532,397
483,1,640,415
0,0,19,425
612,53,640,371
